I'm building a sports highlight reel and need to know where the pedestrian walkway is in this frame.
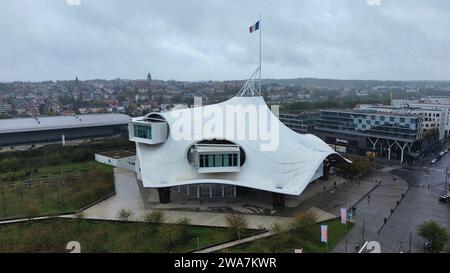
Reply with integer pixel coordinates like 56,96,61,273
0,215,62,225
80,168,341,229
80,168,293,229
194,231,274,253
332,172,409,253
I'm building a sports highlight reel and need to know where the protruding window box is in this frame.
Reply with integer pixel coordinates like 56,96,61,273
128,119,168,145
193,144,241,174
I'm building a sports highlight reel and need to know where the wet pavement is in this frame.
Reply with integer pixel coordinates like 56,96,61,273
333,151,450,253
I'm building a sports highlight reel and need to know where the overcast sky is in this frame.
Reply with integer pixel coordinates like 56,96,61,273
1,0,450,82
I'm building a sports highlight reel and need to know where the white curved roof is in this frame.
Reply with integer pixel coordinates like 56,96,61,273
134,96,348,196
0,113,131,134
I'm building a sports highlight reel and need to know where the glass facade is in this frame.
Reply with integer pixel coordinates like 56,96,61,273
199,153,239,168
175,184,236,198
279,113,318,134
223,185,236,197
199,186,211,198
134,124,151,139
211,185,223,197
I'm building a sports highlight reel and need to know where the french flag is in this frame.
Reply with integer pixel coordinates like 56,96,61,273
249,21,260,33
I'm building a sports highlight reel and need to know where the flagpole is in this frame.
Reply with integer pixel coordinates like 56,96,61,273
259,14,262,95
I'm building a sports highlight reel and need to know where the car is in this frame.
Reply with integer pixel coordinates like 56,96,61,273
439,193,449,203
431,158,438,164
445,148,449,153
439,151,445,157
423,241,432,251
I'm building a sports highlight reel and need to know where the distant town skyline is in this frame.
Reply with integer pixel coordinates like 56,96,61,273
1,0,450,82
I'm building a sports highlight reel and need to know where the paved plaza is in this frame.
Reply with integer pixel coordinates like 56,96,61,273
82,168,379,230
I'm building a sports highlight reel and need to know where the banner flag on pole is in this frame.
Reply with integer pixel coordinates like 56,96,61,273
340,208,347,224
249,21,260,33
321,225,328,243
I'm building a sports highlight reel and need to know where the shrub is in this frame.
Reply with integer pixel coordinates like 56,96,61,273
288,211,317,241
116,208,135,222
418,221,448,253
144,210,165,233
224,214,247,240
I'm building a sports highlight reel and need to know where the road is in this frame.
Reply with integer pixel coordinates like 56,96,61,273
333,150,449,253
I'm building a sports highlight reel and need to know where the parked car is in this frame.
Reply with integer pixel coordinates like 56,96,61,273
445,148,449,153
439,193,449,203
431,158,438,164
439,151,445,157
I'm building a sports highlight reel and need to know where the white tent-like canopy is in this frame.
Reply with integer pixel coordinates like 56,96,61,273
132,95,349,196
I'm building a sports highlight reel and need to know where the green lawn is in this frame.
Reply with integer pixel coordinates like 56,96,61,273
0,161,110,181
0,218,258,253
0,162,114,220
225,218,354,253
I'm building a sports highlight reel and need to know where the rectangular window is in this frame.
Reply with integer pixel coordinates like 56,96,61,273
214,154,223,167
211,185,222,197
134,124,151,139
200,153,239,168
199,155,205,167
223,186,235,197
179,185,188,194
207,154,214,167
223,154,230,167
200,186,210,198
189,186,198,197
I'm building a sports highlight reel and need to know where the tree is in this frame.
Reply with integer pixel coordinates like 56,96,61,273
418,221,448,253
334,155,374,179
271,222,285,234
444,244,450,253
116,208,135,222
176,217,192,242
224,214,247,240
287,211,317,241
144,210,165,233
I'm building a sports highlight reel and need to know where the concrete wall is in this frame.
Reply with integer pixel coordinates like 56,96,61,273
95,153,136,171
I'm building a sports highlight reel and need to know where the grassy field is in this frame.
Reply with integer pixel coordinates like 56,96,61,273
0,162,114,220
0,161,112,181
225,218,354,253
0,218,258,253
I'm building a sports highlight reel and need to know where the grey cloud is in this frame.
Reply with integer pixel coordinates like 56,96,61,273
0,0,449,82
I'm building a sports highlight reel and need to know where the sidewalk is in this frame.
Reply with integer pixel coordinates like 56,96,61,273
194,231,274,253
332,172,409,253
81,168,295,229
81,168,342,229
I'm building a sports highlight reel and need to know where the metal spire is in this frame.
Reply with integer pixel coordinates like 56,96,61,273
236,67,261,97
